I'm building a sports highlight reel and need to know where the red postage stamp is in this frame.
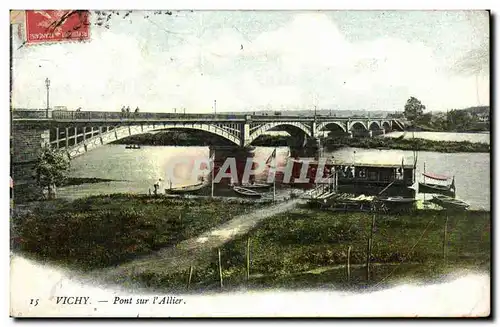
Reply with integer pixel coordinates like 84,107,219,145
25,10,90,44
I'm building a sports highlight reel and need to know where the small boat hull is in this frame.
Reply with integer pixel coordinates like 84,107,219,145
240,183,272,190
166,182,207,194
418,182,455,197
233,186,262,198
430,195,469,211
380,196,417,204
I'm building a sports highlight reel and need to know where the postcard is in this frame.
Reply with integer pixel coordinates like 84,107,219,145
9,9,490,318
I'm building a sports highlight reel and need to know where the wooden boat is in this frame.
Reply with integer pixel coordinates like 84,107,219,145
125,144,141,149
422,172,449,181
430,195,469,211
418,183,455,197
233,186,262,198
380,196,417,204
240,182,272,190
418,173,456,197
166,182,207,194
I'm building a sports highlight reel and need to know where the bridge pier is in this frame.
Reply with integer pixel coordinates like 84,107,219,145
241,122,251,147
371,128,386,137
12,124,50,164
350,130,370,138
65,128,69,148
305,136,321,158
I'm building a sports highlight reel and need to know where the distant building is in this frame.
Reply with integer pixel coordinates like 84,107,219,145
53,106,68,111
476,112,489,123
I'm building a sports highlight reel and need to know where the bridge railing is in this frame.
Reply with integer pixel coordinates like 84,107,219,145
48,110,249,121
12,109,401,124
12,109,51,119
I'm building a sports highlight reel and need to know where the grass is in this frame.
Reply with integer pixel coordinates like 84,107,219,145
11,194,263,271
11,195,490,292
127,206,490,292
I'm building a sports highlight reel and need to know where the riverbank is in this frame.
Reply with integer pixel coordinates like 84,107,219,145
11,195,490,292
11,194,266,271
323,136,490,153
12,177,127,203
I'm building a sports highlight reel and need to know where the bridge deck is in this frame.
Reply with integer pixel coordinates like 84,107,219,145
12,109,399,123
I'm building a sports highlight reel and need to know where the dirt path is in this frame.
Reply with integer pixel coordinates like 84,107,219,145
98,198,305,281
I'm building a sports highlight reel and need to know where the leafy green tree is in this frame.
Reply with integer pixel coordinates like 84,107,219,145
446,110,477,132
33,145,70,200
417,112,433,126
404,97,426,123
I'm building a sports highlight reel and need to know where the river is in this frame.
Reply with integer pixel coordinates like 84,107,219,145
60,133,490,210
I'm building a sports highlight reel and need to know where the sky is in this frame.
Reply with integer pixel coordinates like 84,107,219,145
11,10,490,113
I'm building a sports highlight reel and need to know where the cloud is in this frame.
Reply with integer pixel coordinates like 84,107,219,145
12,12,489,112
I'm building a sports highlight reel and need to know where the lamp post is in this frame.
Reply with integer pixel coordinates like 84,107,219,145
214,99,217,118
45,77,50,118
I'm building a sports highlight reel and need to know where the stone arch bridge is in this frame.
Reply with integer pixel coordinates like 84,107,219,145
12,110,405,163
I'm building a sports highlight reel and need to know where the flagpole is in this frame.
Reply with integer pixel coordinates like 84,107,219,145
273,148,276,203
211,149,215,198
423,162,426,204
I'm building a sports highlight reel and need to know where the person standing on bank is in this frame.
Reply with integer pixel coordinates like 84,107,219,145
153,178,162,196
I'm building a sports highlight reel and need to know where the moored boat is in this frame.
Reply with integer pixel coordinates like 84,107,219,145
125,144,141,149
418,182,455,197
240,182,272,190
380,196,417,204
418,173,456,197
166,182,207,194
429,195,469,211
233,186,262,198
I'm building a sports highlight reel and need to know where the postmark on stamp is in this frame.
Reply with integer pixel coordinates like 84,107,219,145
25,10,90,44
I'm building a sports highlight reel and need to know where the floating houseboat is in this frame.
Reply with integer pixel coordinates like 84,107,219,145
287,157,416,198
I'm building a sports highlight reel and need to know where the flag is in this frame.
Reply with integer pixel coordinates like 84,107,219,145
399,156,405,175
209,151,216,171
266,148,277,167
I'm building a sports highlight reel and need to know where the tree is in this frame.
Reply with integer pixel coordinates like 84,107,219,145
418,112,433,126
33,145,70,200
404,97,426,123
446,109,477,132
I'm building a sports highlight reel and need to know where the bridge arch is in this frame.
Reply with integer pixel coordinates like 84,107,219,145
317,121,347,133
246,121,312,146
382,121,391,131
62,123,241,159
348,121,368,131
368,121,381,131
